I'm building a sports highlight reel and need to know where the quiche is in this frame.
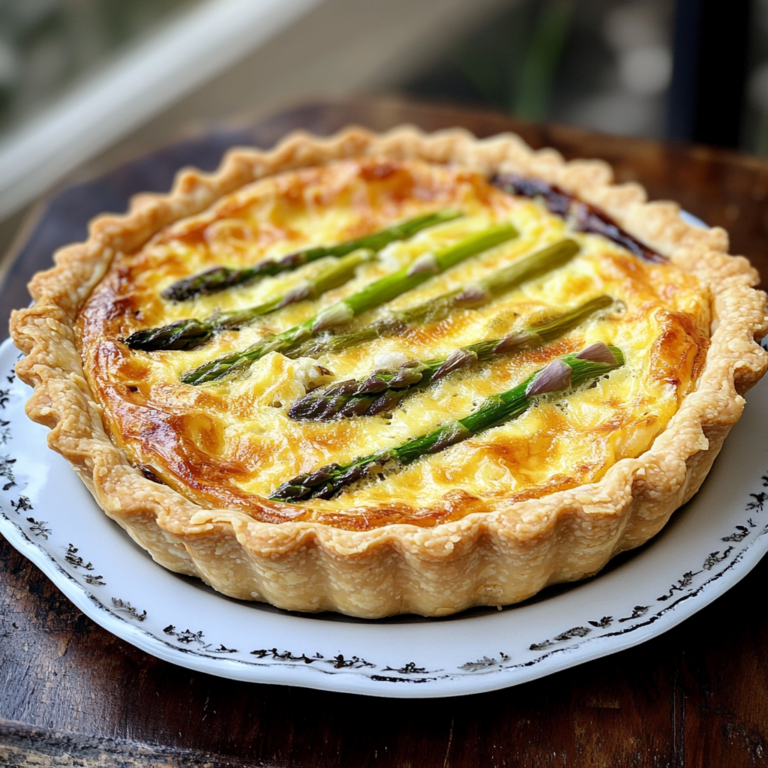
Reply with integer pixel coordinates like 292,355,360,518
10,127,768,618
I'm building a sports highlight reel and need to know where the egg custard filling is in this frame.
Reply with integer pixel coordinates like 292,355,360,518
77,157,710,531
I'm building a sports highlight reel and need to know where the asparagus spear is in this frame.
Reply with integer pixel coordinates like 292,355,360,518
270,342,625,502
288,238,580,359
161,209,463,301
125,248,375,351
288,295,613,421
181,223,519,385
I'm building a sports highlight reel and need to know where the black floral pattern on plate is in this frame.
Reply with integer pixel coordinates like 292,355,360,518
112,598,147,621
0,455,16,491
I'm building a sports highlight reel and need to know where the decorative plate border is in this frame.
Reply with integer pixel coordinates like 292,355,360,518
1,325,768,697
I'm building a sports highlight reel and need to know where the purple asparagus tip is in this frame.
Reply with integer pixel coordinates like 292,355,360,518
576,341,617,365
525,359,572,397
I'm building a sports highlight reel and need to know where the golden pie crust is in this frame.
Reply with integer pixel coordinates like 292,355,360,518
10,127,768,618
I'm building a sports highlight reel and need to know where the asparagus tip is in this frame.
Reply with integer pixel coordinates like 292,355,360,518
525,359,573,397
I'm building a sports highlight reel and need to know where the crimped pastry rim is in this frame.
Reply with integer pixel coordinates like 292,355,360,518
9,126,768,617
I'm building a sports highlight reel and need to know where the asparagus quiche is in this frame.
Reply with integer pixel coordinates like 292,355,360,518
11,127,767,618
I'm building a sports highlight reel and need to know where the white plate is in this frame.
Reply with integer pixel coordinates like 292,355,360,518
2,334,767,699
2,203,767,699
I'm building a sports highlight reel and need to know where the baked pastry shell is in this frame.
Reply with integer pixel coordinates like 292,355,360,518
10,126,768,618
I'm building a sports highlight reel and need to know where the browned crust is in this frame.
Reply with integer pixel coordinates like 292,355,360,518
10,126,768,618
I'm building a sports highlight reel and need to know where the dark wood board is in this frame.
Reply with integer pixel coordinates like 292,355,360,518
1,97,768,767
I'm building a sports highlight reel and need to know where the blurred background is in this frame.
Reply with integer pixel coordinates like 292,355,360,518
0,0,765,263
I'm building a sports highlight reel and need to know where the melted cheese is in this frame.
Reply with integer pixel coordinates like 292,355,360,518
78,159,710,529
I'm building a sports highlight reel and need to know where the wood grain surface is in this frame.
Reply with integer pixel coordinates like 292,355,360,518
1,97,768,767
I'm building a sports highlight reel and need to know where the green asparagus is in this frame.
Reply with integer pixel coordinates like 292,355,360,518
288,295,613,421
270,342,625,501
287,238,580,359
162,209,463,301
125,248,375,351
181,223,519,385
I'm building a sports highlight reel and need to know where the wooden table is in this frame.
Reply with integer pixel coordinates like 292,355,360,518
2,97,768,767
